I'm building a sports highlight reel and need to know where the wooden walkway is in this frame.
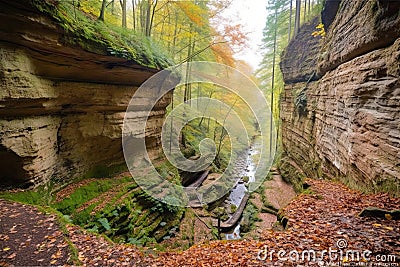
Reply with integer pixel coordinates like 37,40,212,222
212,193,250,231
186,170,209,188
183,169,251,231
185,170,211,208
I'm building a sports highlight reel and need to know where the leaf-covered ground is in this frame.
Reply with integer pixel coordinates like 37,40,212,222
1,179,399,266
0,200,69,266
150,179,399,266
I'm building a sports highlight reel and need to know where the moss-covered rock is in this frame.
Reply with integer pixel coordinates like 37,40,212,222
31,0,173,69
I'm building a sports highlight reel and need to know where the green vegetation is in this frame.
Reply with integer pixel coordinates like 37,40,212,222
82,163,129,179
171,83,259,174
0,186,51,206
53,178,130,215
341,175,400,198
31,0,172,69
0,161,185,246
257,0,323,155
229,204,237,213
278,158,306,193
240,202,261,233
31,0,251,70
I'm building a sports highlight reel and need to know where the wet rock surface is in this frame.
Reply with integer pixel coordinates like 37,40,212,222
280,0,400,195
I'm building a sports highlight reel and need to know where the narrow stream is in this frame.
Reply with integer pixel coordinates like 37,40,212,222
224,139,261,240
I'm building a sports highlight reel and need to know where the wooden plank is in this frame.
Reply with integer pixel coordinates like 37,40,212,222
212,193,250,231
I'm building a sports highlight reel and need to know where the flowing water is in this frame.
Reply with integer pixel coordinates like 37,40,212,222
224,140,261,240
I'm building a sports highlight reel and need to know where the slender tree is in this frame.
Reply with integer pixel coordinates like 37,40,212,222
215,98,238,168
145,0,151,35
98,0,107,21
288,0,293,41
270,4,278,155
295,0,301,35
132,0,136,30
121,0,127,27
148,0,158,36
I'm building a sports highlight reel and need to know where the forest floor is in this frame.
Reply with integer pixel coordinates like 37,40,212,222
1,178,399,266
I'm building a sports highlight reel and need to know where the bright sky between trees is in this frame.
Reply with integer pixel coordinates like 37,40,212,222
219,0,268,70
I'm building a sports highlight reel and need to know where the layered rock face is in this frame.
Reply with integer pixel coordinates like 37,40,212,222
0,1,173,188
280,0,400,195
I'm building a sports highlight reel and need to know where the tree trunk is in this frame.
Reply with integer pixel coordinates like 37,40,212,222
171,12,179,55
295,0,301,35
148,0,158,36
122,0,127,28
288,0,293,41
270,6,278,155
145,0,151,35
215,98,237,167
184,24,193,103
140,1,146,34
132,0,136,30
98,0,107,21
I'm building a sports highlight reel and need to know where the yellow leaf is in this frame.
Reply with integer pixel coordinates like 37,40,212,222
385,214,392,220
3,247,10,251
384,226,394,231
372,223,382,227
50,259,57,265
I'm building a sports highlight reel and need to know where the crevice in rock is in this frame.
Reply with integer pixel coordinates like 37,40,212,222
0,145,31,189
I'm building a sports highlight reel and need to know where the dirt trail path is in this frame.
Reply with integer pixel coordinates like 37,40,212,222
0,199,69,266
0,199,149,267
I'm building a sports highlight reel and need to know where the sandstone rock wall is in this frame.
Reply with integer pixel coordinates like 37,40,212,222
280,0,400,195
0,2,173,188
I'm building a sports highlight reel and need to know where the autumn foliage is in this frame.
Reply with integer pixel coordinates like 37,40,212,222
2,179,398,266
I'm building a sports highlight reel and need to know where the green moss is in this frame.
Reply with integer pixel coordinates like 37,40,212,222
230,204,237,213
53,177,131,215
83,163,128,179
241,202,260,233
340,175,399,198
155,161,180,183
0,180,57,206
68,171,185,245
30,0,173,69
0,189,47,205
1,164,184,247
72,203,98,225
278,159,305,193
